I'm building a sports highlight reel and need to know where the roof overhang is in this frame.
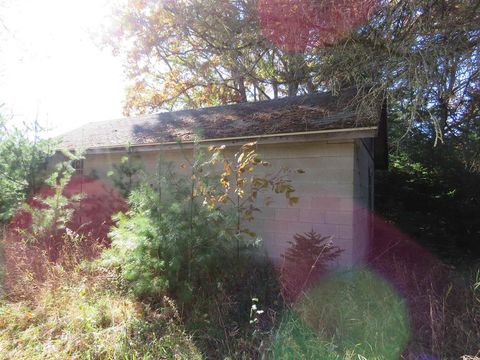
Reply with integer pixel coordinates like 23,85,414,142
80,126,378,155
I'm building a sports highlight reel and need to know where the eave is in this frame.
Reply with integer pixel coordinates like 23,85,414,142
77,126,379,155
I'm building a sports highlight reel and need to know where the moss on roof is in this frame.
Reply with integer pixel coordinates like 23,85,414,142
59,88,379,149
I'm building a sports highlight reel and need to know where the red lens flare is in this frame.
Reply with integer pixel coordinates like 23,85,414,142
5,175,127,295
271,195,449,357
258,0,379,52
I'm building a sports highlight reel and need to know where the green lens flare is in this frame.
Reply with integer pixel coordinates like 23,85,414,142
269,267,410,359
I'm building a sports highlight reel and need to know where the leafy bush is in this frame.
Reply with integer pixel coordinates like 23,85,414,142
202,142,300,236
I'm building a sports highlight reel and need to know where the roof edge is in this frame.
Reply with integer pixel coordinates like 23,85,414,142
77,126,378,155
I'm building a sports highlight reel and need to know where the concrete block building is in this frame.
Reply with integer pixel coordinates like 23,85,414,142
59,88,387,266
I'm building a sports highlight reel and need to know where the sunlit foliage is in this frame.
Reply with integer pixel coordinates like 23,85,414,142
105,0,479,147
104,0,331,113
0,119,55,222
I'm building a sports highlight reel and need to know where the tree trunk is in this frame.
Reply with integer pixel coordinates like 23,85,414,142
238,76,247,102
272,80,278,99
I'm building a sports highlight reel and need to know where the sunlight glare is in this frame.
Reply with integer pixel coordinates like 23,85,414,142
0,0,125,136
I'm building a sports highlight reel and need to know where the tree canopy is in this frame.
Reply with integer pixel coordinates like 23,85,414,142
318,0,480,146
105,0,479,147
105,0,327,113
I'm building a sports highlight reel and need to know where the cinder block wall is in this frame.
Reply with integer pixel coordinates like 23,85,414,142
80,139,362,267
250,141,356,267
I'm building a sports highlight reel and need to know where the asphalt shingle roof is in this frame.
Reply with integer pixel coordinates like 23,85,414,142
59,88,378,149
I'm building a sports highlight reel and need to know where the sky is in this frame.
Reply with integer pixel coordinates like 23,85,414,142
0,0,125,137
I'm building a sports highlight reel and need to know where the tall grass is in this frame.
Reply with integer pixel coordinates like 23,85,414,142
0,264,201,359
264,264,480,359
267,268,410,359
401,265,480,359
0,224,201,359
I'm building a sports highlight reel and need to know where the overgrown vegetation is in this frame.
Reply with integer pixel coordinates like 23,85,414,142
0,127,479,358
1,0,479,354
391,263,480,358
376,140,480,265
369,99,480,358
268,269,410,359
0,262,201,359
3,152,125,300
103,143,300,357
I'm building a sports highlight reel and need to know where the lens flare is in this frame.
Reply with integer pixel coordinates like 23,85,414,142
258,0,379,52
270,193,449,358
271,268,410,358
5,175,127,293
